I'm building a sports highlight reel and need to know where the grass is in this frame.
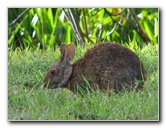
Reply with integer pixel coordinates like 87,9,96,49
8,42,159,121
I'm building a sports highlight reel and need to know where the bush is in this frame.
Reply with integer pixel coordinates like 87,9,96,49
8,8,158,50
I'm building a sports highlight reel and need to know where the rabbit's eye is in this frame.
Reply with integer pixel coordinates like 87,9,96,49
50,70,56,76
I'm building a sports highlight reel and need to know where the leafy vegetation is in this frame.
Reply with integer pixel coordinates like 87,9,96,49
8,42,158,120
8,8,158,49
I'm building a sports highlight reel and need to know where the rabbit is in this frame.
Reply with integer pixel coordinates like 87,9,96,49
43,42,145,93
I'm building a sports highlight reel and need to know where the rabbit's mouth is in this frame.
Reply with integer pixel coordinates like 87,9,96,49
47,81,66,89
46,83,59,89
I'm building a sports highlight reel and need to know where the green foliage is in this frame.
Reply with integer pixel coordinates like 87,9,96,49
8,42,158,120
8,8,158,50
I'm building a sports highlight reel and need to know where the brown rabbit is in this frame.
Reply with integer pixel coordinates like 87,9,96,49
43,42,145,93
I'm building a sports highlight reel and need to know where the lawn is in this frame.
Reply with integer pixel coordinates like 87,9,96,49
8,42,159,120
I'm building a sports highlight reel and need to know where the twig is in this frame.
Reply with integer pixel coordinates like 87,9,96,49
70,8,94,44
104,8,125,26
82,9,94,44
129,8,150,42
82,9,88,37
62,8,83,44
69,8,84,43
41,8,45,49
8,8,31,39
8,8,31,27
63,8,94,45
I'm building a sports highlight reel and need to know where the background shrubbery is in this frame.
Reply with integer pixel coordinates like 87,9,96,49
8,8,158,49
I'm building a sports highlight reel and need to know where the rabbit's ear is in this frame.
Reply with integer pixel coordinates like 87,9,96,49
64,43,75,61
60,43,67,55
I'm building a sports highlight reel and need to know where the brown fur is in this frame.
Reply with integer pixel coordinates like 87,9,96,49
43,42,145,93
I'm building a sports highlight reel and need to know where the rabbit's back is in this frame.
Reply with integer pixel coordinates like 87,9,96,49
66,42,145,92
